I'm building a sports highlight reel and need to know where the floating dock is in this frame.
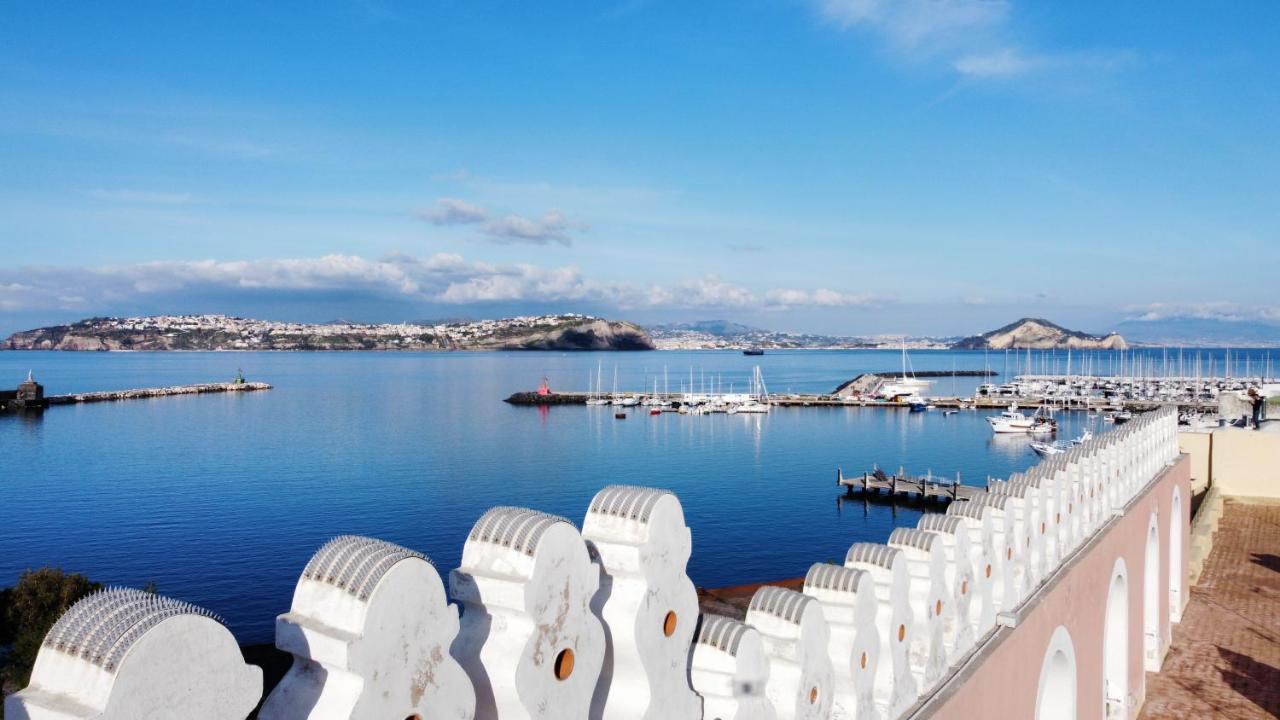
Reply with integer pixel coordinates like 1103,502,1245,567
837,466,983,503
48,381,272,405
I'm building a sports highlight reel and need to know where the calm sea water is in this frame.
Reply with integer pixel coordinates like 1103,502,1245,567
0,347,1246,644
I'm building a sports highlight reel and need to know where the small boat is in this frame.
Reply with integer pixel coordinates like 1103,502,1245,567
743,348,765,356
1030,441,1065,457
942,409,959,416
615,412,627,420
908,398,929,413
649,408,661,416
1112,411,1133,425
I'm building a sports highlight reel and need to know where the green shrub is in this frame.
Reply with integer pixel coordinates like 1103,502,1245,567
0,568,101,692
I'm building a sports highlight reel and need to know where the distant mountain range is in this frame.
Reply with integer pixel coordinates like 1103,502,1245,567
3,314,655,352
644,321,938,350
1115,317,1280,347
953,318,1128,350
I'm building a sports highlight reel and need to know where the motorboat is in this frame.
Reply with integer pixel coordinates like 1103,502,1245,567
987,406,1057,434
987,409,1036,433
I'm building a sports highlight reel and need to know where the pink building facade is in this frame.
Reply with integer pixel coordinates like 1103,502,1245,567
916,453,1189,720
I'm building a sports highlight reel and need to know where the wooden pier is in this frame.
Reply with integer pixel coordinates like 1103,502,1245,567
837,466,984,503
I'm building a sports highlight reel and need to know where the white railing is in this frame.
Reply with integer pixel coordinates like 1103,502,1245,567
5,409,1182,720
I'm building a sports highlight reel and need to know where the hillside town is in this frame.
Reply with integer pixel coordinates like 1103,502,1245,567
3,313,652,351
645,320,954,351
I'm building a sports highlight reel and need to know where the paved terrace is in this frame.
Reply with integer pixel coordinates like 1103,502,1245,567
1140,499,1280,719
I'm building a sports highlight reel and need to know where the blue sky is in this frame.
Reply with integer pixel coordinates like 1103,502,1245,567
2,1,1278,336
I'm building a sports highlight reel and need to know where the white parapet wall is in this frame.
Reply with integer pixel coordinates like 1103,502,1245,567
581,485,702,720
745,586,834,720
844,542,917,718
914,515,981,662
690,614,776,720
885,529,947,694
802,563,880,720
8,409,1189,720
258,535,475,720
450,506,605,720
4,588,261,720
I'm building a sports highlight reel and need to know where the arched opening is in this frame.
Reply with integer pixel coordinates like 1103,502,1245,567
1035,626,1077,720
1170,488,1184,623
1103,558,1129,719
1144,513,1161,671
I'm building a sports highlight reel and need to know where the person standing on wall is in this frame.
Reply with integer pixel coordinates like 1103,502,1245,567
1247,387,1264,429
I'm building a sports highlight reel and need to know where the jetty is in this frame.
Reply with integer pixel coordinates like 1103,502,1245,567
47,381,272,406
504,390,1214,413
837,466,982,503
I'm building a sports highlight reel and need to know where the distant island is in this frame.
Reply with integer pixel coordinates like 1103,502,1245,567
3,314,655,352
953,318,1127,350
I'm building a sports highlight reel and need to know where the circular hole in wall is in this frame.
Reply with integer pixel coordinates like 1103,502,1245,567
935,599,943,616
809,687,819,704
985,564,992,579
898,624,906,642
554,649,575,681
961,580,968,595
860,652,868,669
663,611,678,637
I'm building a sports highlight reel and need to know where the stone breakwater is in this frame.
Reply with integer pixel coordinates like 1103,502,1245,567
47,381,272,405
6,409,1187,720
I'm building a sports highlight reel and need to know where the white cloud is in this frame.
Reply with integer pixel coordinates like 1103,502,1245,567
817,0,1006,51
420,197,488,225
419,198,583,246
954,47,1142,78
482,210,579,247
953,47,1039,78
816,0,1136,82
0,255,891,315
1123,302,1280,324
765,288,879,308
